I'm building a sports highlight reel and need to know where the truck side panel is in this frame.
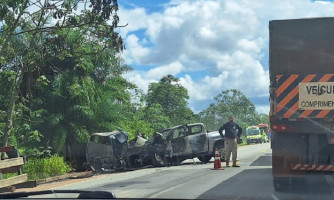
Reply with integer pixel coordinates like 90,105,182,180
269,18,334,81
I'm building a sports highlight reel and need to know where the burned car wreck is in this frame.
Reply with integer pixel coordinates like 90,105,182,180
149,123,225,166
86,131,129,171
86,123,225,171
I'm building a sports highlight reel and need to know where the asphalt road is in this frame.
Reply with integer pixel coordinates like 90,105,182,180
29,142,334,199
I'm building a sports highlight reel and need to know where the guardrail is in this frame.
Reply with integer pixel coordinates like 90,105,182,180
0,146,28,192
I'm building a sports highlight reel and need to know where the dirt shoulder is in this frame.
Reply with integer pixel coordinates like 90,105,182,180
15,171,110,193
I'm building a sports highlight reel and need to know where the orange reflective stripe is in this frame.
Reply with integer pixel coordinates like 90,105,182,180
277,74,316,113
277,87,298,112
283,102,299,118
316,110,331,118
319,74,333,82
276,74,299,97
299,110,313,118
276,75,283,80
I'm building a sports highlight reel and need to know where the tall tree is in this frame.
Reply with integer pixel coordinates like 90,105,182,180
0,0,126,160
146,75,195,126
198,89,267,131
28,27,131,167
120,88,170,139
143,103,170,132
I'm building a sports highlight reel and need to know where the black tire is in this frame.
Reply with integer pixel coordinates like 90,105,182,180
198,155,212,163
171,156,185,166
115,156,128,171
220,149,226,162
213,144,225,162
152,152,167,167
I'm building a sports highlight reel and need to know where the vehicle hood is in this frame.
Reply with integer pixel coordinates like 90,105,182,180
207,131,222,140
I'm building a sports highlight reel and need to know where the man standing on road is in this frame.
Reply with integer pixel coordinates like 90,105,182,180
218,115,242,167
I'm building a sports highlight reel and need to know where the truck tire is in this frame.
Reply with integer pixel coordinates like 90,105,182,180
198,155,212,163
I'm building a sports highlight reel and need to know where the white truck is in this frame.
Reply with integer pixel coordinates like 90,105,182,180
150,123,225,166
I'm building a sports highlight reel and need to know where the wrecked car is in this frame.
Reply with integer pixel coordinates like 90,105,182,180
149,123,225,166
86,131,129,171
125,130,172,168
126,135,152,168
86,123,225,171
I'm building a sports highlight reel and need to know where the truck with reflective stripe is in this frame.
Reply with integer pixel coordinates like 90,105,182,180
269,17,334,191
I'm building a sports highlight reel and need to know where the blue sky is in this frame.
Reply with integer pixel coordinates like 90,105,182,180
116,0,334,114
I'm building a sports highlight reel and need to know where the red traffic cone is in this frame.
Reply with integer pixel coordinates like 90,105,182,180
212,148,224,170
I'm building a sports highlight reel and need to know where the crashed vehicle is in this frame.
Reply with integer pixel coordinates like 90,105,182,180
86,130,161,170
86,123,225,170
148,123,226,166
126,134,153,168
86,131,129,171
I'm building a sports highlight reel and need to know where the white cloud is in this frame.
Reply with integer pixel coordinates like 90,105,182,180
123,34,150,64
123,62,184,94
119,0,334,114
117,7,149,37
123,71,156,94
146,62,184,79
256,106,270,115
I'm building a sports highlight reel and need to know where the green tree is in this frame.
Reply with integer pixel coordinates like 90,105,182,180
146,75,196,126
143,103,170,132
121,88,169,139
28,28,131,167
198,89,267,131
254,113,270,125
0,0,127,166
197,103,223,132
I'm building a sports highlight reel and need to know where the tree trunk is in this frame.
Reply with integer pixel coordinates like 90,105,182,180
3,69,24,147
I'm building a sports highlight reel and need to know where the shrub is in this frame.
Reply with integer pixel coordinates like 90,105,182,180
23,155,71,180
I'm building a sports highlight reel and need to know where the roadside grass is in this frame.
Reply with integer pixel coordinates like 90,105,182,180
2,172,18,179
23,155,71,180
238,135,248,146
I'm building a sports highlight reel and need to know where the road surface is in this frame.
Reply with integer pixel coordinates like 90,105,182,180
24,142,334,199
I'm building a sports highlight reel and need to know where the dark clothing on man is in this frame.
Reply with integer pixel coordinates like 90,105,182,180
218,122,242,139
218,120,242,167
